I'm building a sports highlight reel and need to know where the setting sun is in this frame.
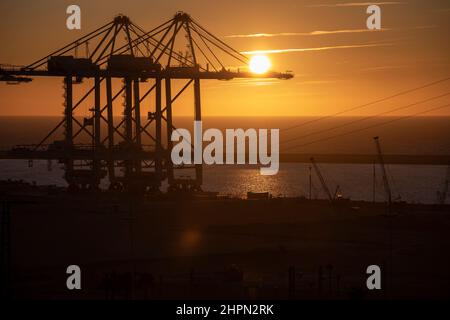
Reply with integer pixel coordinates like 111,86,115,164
249,54,271,74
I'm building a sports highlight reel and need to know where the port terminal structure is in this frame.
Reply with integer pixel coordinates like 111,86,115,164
0,13,293,193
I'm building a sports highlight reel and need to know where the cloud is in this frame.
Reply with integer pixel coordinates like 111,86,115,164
307,1,405,7
297,80,338,84
227,32,307,38
413,25,438,30
310,28,390,35
226,28,390,38
360,65,409,72
240,43,391,55
226,25,438,39
360,61,450,72
224,25,437,39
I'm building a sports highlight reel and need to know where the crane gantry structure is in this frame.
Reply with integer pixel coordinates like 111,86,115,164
0,12,293,193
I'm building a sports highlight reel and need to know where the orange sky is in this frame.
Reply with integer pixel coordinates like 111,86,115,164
0,0,449,116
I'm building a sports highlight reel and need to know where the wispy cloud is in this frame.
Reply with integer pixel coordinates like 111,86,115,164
413,25,438,30
227,32,306,38
240,43,391,55
360,61,450,72
360,65,410,72
226,28,390,38
225,25,436,39
297,80,338,85
307,1,405,7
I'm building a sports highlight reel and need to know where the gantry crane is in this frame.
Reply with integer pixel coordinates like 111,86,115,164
373,136,392,211
310,157,334,203
0,12,293,193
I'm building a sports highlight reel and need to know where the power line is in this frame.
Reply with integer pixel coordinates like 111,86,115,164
282,92,450,145
281,77,450,133
283,103,450,151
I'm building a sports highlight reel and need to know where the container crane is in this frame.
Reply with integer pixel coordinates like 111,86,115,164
0,12,293,193
310,157,334,204
373,136,392,212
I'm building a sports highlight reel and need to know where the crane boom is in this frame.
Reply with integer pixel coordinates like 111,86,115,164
373,136,392,208
310,157,333,203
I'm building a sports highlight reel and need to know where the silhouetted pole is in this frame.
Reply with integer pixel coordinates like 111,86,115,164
106,76,115,185
64,76,73,148
155,77,162,180
194,78,202,187
64,76,74,187
309,166,312,200
133,80,142,147
93,75,101,188
94,75,101,148
165,78,174,185
124,77,133,177
133,79,142,173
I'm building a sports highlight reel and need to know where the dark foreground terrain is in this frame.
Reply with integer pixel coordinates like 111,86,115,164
1,181,449,300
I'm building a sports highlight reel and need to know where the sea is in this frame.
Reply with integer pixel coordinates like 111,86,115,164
0,116,449,204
